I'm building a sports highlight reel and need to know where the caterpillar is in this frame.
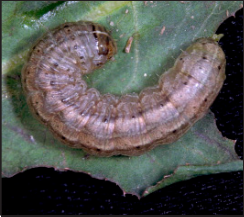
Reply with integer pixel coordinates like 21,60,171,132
21,21,226,157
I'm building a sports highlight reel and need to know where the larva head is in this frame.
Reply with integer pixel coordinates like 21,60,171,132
97,34,117,61
90,24,117,70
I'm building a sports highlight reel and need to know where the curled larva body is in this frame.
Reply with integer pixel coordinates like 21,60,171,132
22,21,226,157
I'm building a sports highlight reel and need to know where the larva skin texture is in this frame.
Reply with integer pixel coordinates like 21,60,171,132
22,21,226,157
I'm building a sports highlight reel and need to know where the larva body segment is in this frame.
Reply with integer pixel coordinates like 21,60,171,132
22,21,226,157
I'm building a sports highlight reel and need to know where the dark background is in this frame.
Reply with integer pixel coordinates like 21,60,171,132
2,8,243,215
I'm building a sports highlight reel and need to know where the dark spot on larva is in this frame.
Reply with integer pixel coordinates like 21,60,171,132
204,98,208,102
61,136,66,140
64,25,69,28
185,74,192,79
218,65,221,70
27,71,30,75
183,82,188,85
132,115,135,119
33,46,36,49
179,57,185,63
103,118,108,123
136,146,140,149
160,103,164,107
36,112,39,116
173,130,177,133
96,148,101,152
54,63,58,67
202,56,207,59
35,101,39,104
80,56,84,59
96,63,103,67
24,78,26,83
37,49,40,53
138,111,143,115
74,45,78,49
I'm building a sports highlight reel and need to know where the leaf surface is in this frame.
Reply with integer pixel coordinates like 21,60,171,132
2,1,242,197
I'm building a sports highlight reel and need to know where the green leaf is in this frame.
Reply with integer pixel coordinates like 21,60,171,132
2,1,243,198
